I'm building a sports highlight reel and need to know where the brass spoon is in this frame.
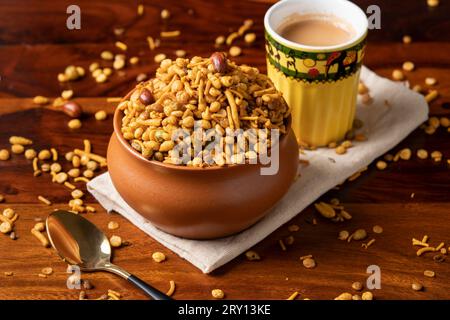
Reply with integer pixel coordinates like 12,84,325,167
46,210,171,300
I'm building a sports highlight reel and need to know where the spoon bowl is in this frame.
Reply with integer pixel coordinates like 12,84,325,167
46,210,171,300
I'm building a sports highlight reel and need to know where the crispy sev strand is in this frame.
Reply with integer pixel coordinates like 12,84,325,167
412,238,429,247
278,239,287,251
146,36,155,50
225,90,240,129
347,233,354,242
417,246,435,256
287,291,299,300
198,79,205,110
226,106,234,130
253,87,276,96
108,289,121,298
83,139,91,154
115,41,127,51
226,32,239,45
50,148,58,161
425,90,438,103
31,228,50,247
166,280,176,296
363,238,376,249
348,172,361,181
421,235,429,243
239,116,259,121
64,181,76,190
107,97,122,102
435,242,445,251
73,149,106,166
74,177,90,183
238,23,251,36
32,157,38,171
160,30,180,38
38,195,51,205
108,292,120,300
10,214,19,223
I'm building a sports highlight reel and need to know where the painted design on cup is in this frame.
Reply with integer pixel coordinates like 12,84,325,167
265,31,366,83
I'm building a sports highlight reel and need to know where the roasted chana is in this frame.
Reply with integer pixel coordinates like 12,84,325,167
244,33,256,44
402,61,415,72
152,251,166,263
0,221,12,234
38,149,51,160
61,89,74,100
0,149,10,161
335,292,352,300
68,119,82,129
119,53,290,167
9,136,32,145
376,160,387,170
417,149,428,159
95,110,107,121
101,51,114,61
399,148,412,160
425,77,437,86
33,96,49,105
245,250,260,261
160,9,170,19
68,168,80,177
361,291,373,300
50,162,61,173
372,225,383,234
211,289,225,299
392,69,404,81
109,235,122,247
11,144,24,154
229,46,242,57
24,149,36,160
215,35,225,46
130,56,139,65
352,229,367,241
154,53,167,63
302,257,316,269
352,281,363,291
108,221,119,230
335,145,346,155
3,208,15,219
338,230,350,240
412,282,423,291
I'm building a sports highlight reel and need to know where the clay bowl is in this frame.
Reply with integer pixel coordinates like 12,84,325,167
107,96,299,239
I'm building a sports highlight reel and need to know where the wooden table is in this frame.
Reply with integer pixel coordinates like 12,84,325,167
0,0,449,300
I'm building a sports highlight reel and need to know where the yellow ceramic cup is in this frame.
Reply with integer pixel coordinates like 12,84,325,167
264,0,368,147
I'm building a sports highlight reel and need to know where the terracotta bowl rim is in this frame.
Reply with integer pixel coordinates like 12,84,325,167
112,89,293,172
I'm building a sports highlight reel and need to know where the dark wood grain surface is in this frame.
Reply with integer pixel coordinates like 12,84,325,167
0,0,449,300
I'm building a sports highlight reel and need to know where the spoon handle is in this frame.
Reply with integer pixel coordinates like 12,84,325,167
104,263,172,300
128,274,173,300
